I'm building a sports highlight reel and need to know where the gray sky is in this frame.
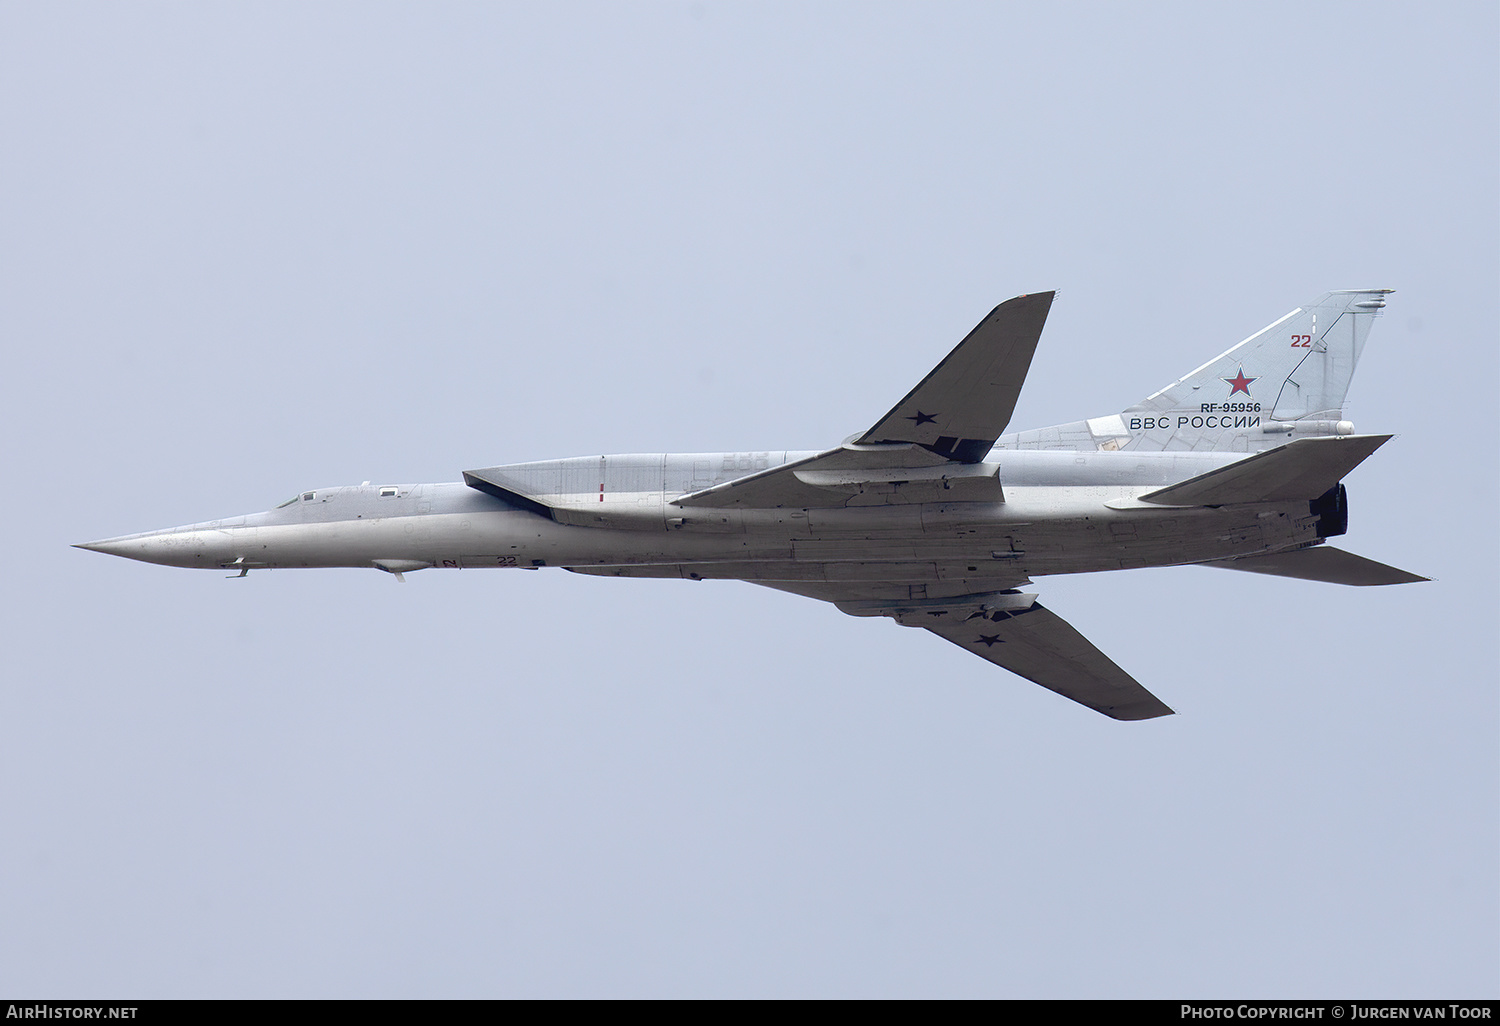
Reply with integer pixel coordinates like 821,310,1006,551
2,1,1495,998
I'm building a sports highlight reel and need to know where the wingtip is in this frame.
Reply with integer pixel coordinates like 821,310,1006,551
1110,703,1177,721
998,289,1057,306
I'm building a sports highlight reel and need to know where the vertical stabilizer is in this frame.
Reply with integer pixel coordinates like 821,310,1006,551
1115,290,1391,452
995,289,1393,455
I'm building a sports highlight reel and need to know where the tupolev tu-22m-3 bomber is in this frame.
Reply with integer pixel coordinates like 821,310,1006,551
78,289,1426,720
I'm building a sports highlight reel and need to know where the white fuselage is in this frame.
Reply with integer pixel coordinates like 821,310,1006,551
82,448,1326,584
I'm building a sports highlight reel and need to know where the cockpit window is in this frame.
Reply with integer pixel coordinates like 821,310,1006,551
276,495,299,509
303,492,315,502
379,487,398,497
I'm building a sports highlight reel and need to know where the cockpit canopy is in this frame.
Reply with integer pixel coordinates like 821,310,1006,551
275,490,325,508
275,484,402,510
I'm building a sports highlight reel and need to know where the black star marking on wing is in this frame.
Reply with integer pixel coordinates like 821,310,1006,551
905,410,938,427
976,634,1003,647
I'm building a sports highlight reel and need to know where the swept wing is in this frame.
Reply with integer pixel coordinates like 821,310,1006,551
856,291,1054,461
672,292,1052,509
567,561,1171,720
757,580,1173,721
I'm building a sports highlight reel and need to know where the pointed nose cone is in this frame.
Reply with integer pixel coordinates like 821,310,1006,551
73,533,168,563
76,521,259,570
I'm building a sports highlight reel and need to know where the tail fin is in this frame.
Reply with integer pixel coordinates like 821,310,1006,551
1113,289,1392,453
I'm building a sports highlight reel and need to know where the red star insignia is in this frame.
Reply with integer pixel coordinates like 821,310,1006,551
1222,367,1257,396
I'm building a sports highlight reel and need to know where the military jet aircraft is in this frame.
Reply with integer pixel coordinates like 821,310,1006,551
77,289,1425,720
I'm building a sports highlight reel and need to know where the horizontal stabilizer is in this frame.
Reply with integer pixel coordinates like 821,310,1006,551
1139,434,1391,506
1201,546,1428,586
